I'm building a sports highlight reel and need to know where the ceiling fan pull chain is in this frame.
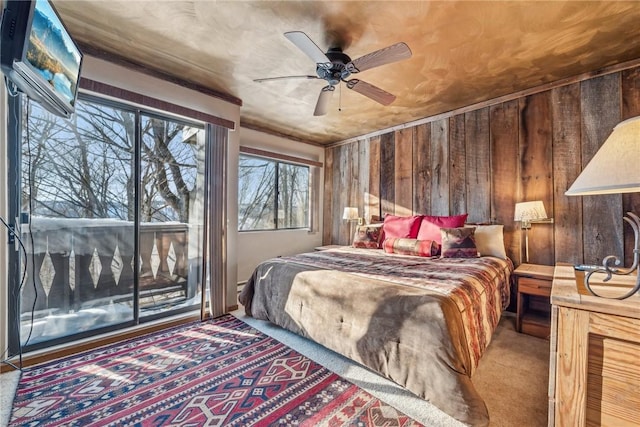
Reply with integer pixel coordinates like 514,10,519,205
339,83,342,112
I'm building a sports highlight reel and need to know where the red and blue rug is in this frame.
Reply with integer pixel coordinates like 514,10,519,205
9,315,423,426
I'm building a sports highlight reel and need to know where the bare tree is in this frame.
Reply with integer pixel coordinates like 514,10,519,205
279,163,309,228
238,156,309,230
238,156,276,229
140,117,199,222
22,100,202,223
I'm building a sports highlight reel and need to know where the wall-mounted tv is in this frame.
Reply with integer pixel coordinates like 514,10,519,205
1,0,83,118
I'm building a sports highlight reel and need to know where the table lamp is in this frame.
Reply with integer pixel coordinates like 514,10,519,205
565,116,640,299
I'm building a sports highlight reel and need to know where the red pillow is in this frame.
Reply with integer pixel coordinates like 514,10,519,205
416,214,468,244
382,215,422,239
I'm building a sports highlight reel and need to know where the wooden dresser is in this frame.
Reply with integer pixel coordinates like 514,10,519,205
549,264,640,427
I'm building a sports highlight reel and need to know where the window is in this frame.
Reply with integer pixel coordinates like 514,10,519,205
7,93,209,352
238,154,309,231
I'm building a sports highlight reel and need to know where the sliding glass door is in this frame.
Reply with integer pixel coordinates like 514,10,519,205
8,94,207,353
138,113,205,317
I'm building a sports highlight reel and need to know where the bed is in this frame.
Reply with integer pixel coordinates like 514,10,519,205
239,245,512,426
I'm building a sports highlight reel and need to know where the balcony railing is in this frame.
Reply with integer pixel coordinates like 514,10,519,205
19,218,200,345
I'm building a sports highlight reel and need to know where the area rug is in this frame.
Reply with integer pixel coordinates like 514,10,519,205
9,315,423,426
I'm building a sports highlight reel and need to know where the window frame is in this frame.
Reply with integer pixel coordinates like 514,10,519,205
238,153,311,232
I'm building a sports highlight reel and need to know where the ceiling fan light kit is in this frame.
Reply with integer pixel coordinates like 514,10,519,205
255,31,412,116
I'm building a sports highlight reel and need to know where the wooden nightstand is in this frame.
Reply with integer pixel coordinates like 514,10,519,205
514,263,554,339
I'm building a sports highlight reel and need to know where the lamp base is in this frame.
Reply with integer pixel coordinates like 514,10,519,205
575,212,640,300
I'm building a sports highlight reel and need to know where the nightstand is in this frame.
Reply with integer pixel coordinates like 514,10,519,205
514,263,554,339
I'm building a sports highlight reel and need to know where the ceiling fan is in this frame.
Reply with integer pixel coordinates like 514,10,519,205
254,31,412,116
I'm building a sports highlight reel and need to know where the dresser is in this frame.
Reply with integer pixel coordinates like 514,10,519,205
548,264,640,427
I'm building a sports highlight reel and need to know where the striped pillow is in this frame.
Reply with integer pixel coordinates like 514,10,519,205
383,237,440,257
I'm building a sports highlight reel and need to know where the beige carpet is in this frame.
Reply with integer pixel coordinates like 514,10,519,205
1,314,549,427
0,370,20,427
473,316,549,426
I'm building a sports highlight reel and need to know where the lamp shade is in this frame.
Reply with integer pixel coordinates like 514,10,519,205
566,116,640,196
514,201,548,222
342,207,359,220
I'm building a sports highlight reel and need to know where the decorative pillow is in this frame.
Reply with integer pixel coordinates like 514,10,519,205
352,224,383,249
440,227,479,258
382,237,440,257
473,224,507,259
382,215,422,239
416,214,468,244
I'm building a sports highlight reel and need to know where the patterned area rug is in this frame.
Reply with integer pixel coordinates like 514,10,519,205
9,315,423,426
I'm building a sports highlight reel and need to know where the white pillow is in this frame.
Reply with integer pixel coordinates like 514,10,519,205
473,224,507,259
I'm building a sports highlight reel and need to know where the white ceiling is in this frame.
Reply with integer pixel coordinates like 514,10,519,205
54,0,640,145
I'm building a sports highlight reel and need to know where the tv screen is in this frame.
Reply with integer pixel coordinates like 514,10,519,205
1,0,83,118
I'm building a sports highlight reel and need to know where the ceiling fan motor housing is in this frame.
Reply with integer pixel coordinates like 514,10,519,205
274,31,411,115
316,47,352,85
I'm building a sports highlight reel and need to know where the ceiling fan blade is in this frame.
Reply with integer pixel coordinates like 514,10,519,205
314,85,335,116
254,75,320,83
346,79,396,106
284,31,332,67
346,42,412,73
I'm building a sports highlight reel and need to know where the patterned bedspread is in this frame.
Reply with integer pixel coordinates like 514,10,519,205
239,247,513,426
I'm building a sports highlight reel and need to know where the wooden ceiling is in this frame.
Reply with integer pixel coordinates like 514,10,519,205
54,1,640,145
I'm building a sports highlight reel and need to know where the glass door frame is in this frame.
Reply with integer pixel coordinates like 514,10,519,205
6,92,209,356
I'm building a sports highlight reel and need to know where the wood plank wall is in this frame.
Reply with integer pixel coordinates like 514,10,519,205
323,66,640,268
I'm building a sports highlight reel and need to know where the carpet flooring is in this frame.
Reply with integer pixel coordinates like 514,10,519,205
6,315,423,426
237,312,550,427
472,316,549,426
1,313,549,427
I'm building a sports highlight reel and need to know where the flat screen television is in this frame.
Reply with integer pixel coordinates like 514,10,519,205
1,0,83,118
